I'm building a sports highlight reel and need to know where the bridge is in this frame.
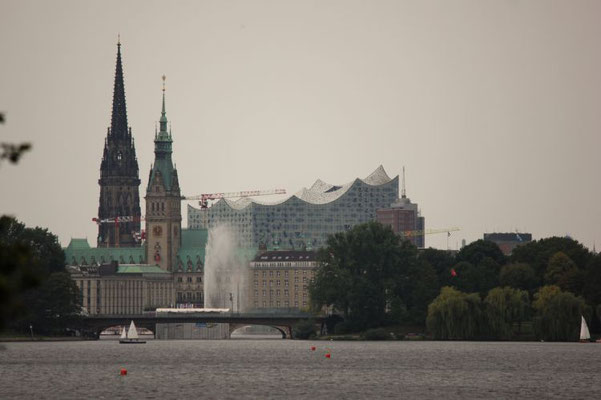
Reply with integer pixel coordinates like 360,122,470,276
80,312,325,339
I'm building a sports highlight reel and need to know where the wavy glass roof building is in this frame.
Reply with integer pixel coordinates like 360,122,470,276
188,166,399,249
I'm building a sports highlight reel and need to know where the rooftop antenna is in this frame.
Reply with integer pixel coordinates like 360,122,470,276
401,166,406,198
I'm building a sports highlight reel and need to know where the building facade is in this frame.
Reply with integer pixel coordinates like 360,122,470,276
188,166,399,249
248,250,317,310
69,262,174,315
483,232,532,255
376,198,425,248
97,41,142,248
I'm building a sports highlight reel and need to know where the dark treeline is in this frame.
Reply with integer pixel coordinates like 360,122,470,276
309,222,599,341
0,216,81,335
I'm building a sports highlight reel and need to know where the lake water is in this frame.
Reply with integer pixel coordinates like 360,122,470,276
1,339,600,399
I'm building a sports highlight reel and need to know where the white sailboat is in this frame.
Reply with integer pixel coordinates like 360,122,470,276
119,320,146,344
580,316,591,342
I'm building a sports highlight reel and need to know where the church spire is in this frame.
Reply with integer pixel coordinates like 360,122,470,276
110,38,128,138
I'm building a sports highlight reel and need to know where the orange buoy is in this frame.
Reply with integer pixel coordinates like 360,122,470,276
325,353,331,359
120,368,127,376
310,346,316,351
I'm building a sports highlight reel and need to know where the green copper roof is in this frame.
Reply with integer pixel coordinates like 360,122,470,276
181,229,208,248
65,238,145,266
118,264,169,274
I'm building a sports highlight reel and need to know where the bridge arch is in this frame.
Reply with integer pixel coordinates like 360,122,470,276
229,324,290,339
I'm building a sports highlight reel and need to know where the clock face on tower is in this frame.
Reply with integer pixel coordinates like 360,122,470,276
153,226,162,236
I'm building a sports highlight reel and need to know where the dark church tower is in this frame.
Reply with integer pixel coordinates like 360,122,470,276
97,40,141,247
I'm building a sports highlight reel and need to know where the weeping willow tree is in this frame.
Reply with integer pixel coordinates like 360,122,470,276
485,287,530,339
426,287,484,340
533,285,588,341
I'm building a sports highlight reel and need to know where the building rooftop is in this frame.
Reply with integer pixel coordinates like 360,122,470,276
253,250,317,262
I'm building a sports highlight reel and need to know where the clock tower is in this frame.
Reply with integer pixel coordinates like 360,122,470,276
145,76,181,271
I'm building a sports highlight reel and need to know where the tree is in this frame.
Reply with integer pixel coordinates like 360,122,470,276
450,258,499,296
426,287,484,340
19,272,81,334
512,237,591,280
484,287,530,339
309,222,414,330
544,252,577,285
456,239,506,266
532,285,588,341
499,263,538,292
0,216,79,334
418,248,455,285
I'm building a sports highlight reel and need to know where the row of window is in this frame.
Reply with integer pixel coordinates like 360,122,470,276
254,301,307,308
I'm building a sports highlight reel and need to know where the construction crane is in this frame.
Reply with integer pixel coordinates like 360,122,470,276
401,227,460,238
181,188,286,209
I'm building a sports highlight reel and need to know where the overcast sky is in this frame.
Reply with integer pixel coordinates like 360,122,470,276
1,0,600,250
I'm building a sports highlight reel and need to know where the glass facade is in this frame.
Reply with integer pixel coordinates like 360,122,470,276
188,166,399,249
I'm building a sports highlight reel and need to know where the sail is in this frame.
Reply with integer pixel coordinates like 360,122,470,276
128,320,139,339
120,327,127,339
580,316,591,340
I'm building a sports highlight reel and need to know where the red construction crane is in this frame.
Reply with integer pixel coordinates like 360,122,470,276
181,188,286,208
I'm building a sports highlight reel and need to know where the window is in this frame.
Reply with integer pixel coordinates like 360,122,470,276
262,290,266,297
254,280,258,287
285,280,289,287
276,280,281,286
262,280,266,287
177,277,182,282
276,289,280,296
187,277,192,283
262,271,267,277
276,271,281,277
284,290,289,296
269,280,273,287
196,277,202,283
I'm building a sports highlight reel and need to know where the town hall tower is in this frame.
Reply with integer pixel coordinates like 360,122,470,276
145,76,182,271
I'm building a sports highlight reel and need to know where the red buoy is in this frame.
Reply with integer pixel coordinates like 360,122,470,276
325,353,331,359
310,346,316,351
120,368,127,376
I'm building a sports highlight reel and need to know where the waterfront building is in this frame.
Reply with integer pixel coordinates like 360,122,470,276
188,166,399,249
483,232,532,255
97,40,142,248
248,250,318,310
68,262,174,315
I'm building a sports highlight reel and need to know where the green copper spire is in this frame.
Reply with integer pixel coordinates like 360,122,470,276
148,75,176,192
159,75,168,133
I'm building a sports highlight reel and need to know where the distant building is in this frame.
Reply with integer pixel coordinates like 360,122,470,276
66,44,206,312
376,169,425,247
248,250,318,310
483,232,532,255
188,166,399,249
68,262,174,315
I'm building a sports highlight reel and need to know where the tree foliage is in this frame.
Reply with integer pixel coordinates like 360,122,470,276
512,237,591,279
484,287,530,339
532,285,588,341
499,263,538,292
426,287,484,340
0,216,80,334
310,222,417,330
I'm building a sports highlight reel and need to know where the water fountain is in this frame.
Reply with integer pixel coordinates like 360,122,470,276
203,225,248,312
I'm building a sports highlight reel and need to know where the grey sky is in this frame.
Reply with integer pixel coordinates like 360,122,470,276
1,0,600,250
